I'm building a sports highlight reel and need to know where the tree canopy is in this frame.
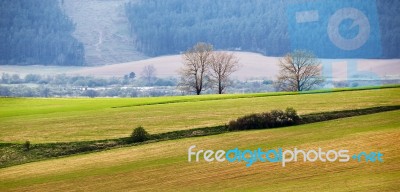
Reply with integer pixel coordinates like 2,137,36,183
0,0,85,66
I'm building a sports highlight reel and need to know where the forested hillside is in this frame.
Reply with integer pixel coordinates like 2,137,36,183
0,0,85,66
62,0,146,66
0,0,398,66
125,0,400,58
377,0,400,58
125,0,288,56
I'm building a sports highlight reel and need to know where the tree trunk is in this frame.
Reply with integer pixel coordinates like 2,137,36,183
218,80,222,94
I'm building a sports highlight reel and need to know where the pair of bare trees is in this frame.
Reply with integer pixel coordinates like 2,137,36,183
179,42,239,95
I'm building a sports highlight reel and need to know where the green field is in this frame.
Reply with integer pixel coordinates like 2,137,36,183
0,110,399,191
1,86,399,143
0,86,399,191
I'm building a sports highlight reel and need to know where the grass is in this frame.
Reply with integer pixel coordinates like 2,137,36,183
0,85,398,191
1,86,399,143
2,105,398,169
2,84,399,117
0,110,398,191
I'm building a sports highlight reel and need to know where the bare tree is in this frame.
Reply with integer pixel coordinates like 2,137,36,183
275,50,323,92
210,52,239,94
141,65,157,86
178,42,213,95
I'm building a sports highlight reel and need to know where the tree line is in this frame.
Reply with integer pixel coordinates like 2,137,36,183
0,0,85,66
0,72,176,88
0,68,280,97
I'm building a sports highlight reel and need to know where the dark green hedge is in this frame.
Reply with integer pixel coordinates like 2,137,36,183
227,105,400,131
228,108,300,131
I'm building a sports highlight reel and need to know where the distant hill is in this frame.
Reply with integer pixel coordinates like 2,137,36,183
125,0,400,59
1,0,399,66
1,52,399,81
72,52,400,81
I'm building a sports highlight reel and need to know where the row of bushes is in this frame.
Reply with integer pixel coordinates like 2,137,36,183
128,107,300,142
22,106,400,149
225,105,400,131
126,105,400,142
129,125,228,143
300,105,400,124
227,108,301,131
2,125,227,168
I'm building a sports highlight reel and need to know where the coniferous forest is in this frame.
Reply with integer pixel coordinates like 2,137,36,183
125,0,400,58
0,0,399,66
0,0,85,66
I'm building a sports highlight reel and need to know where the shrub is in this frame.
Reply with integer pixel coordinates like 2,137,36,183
285,107,301,124
23,140,31,151
228,107,300,131
130,126,150,143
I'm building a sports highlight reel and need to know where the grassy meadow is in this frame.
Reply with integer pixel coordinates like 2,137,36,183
0,110,399,191
0,86,399,191
0,86,399,143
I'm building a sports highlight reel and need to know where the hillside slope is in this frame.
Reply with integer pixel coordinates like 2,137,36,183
0,87,399,143
75,52,400,80
1,52,399,81
125,0,400,58
62,0,146,65
0,111,398,191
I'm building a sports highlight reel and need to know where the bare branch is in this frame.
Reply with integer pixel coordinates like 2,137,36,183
178,42,213,95
141,65,157,86
209,52,240,94
275,50,324,92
